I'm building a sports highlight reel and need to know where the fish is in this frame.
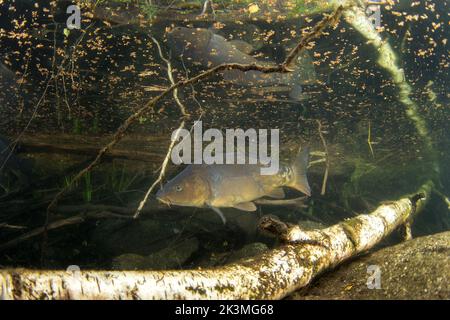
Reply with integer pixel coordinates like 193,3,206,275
156,147,311,224
166,27,316,100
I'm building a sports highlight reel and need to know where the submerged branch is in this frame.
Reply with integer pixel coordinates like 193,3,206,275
133,120,186,218
316,120,330,196
150,36,188,116
0,211,133,252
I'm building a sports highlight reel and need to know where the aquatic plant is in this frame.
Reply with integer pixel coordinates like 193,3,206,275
63,175,75,191
91,114,99,134
139,0,159,20
107,162,140,193
72,117,82,135
62,171,92,202
83,171,93,203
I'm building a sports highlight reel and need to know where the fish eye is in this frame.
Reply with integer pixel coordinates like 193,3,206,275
175,185,183,192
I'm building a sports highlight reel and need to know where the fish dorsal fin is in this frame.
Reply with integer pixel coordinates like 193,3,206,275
266,188,285,199
233,202,257,212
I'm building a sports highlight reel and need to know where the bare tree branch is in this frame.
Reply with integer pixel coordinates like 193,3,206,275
316,120,330,196
133,120,186,218
150,36,188,116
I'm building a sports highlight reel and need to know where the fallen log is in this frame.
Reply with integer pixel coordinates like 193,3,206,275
14,132,355,176
0,182,431,300
17,134,169,163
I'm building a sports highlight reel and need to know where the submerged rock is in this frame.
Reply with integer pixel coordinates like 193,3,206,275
290,231,450,299
90,219,176,256
112,237,199,270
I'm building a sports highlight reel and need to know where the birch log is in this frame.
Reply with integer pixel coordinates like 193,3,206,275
0,182,431,300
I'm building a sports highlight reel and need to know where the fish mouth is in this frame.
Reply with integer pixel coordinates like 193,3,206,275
156,191,172,206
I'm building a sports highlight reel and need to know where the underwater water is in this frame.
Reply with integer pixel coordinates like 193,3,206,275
0,0,448,300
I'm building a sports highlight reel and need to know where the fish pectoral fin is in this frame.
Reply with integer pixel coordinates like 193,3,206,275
233,202,257,212
266,188,285,199
210,206,227,225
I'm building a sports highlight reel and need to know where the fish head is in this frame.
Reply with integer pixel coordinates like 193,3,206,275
167,27,212,60
156,166,210,208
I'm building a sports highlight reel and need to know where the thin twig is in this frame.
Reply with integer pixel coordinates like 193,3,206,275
316,120,330,196
180,55,203,111
367,120,375,158
0,223,26,230
52,18,62,127
133,120,186,218
150,36,189,116
200,0,216,18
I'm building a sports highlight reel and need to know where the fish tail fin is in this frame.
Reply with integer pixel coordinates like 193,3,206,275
288,146,311,196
